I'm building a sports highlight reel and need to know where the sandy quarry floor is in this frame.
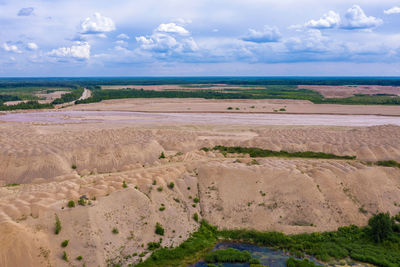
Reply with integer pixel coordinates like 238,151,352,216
62,98,400,116
0,98,399,266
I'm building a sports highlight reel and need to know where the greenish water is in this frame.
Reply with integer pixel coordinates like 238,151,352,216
191,242,323,267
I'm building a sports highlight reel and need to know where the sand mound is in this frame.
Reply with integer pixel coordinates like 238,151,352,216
0,221,50,267
0,123,399,184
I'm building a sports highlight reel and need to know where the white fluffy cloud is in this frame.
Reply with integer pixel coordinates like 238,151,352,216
242,26,281,43
27,42,39,51
384,6,400,15
80,13,116,34
48,42,90,60
2,43,21,53
136,23,197,57
305,11,341,29
155,23,189,35
342,5,383,29
117,33,130,39
285,29,330,53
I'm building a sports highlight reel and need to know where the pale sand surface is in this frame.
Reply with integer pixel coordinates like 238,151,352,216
0,98,399,266
298,84,400,98
62,98,400,116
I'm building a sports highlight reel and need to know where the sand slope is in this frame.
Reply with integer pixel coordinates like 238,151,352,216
0,153,399,266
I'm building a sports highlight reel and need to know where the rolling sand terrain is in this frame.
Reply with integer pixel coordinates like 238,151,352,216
0,98,399,266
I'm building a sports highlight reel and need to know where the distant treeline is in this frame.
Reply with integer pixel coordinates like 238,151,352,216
0,95,20,103
3,77,400,87
76,87,400,105
0,101,53,111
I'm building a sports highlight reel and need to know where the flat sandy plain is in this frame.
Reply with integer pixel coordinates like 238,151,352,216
0,96,399,266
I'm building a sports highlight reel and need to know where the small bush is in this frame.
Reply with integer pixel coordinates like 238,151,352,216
55,214,62,235
286,257,317,267
76,256,83,261
193,213,199,222
167,182,174,189
77,198,86,206
61,240,69,247
155,223,164,236
193,197,200,203
159,152,166,159
147,242,161,250
112,227,119,234
62,251,68,262
67,200,75,208
204,248,252,263
157,186,163,192
122,181,128,188
152,180,157,185
71,164,77,169
159,206,166,211
227,107,233,110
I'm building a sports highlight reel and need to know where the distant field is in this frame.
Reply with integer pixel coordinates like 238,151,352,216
78,84,400,105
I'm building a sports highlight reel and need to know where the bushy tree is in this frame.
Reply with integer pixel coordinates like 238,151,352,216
368,212,393,243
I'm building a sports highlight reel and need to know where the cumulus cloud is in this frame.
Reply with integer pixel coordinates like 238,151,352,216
17,7,34,16
48,42,90,60
342,5,383,29
242,26,281,43
2,43,21,53
136,22,198,57
27,42,38,51
155,23,190,35
384,6,400,15
305,11,341,29
80,13,116,34
285,29,329,53
117,33,130,39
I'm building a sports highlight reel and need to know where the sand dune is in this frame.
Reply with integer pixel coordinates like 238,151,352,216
0,152,399,266
0,98,399,266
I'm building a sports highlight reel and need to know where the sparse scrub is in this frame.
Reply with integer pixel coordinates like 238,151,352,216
78,198,86,206
112,227,119,234
61,240,69,247
157,186,163,192
122,181,128,188
148,242,161,251
155,223,164,236
62,251,68,262
67,200,75,208
76,256,83,261
167,182,174,189
193,213,199,222
55,214,62,235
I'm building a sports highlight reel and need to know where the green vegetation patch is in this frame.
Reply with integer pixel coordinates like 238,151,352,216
139,213,400,267
0,101,53,111
376,160,400,168
210,146,356,160
204,248,256,263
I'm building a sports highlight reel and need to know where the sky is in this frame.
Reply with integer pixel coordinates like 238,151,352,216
1,0,400,76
